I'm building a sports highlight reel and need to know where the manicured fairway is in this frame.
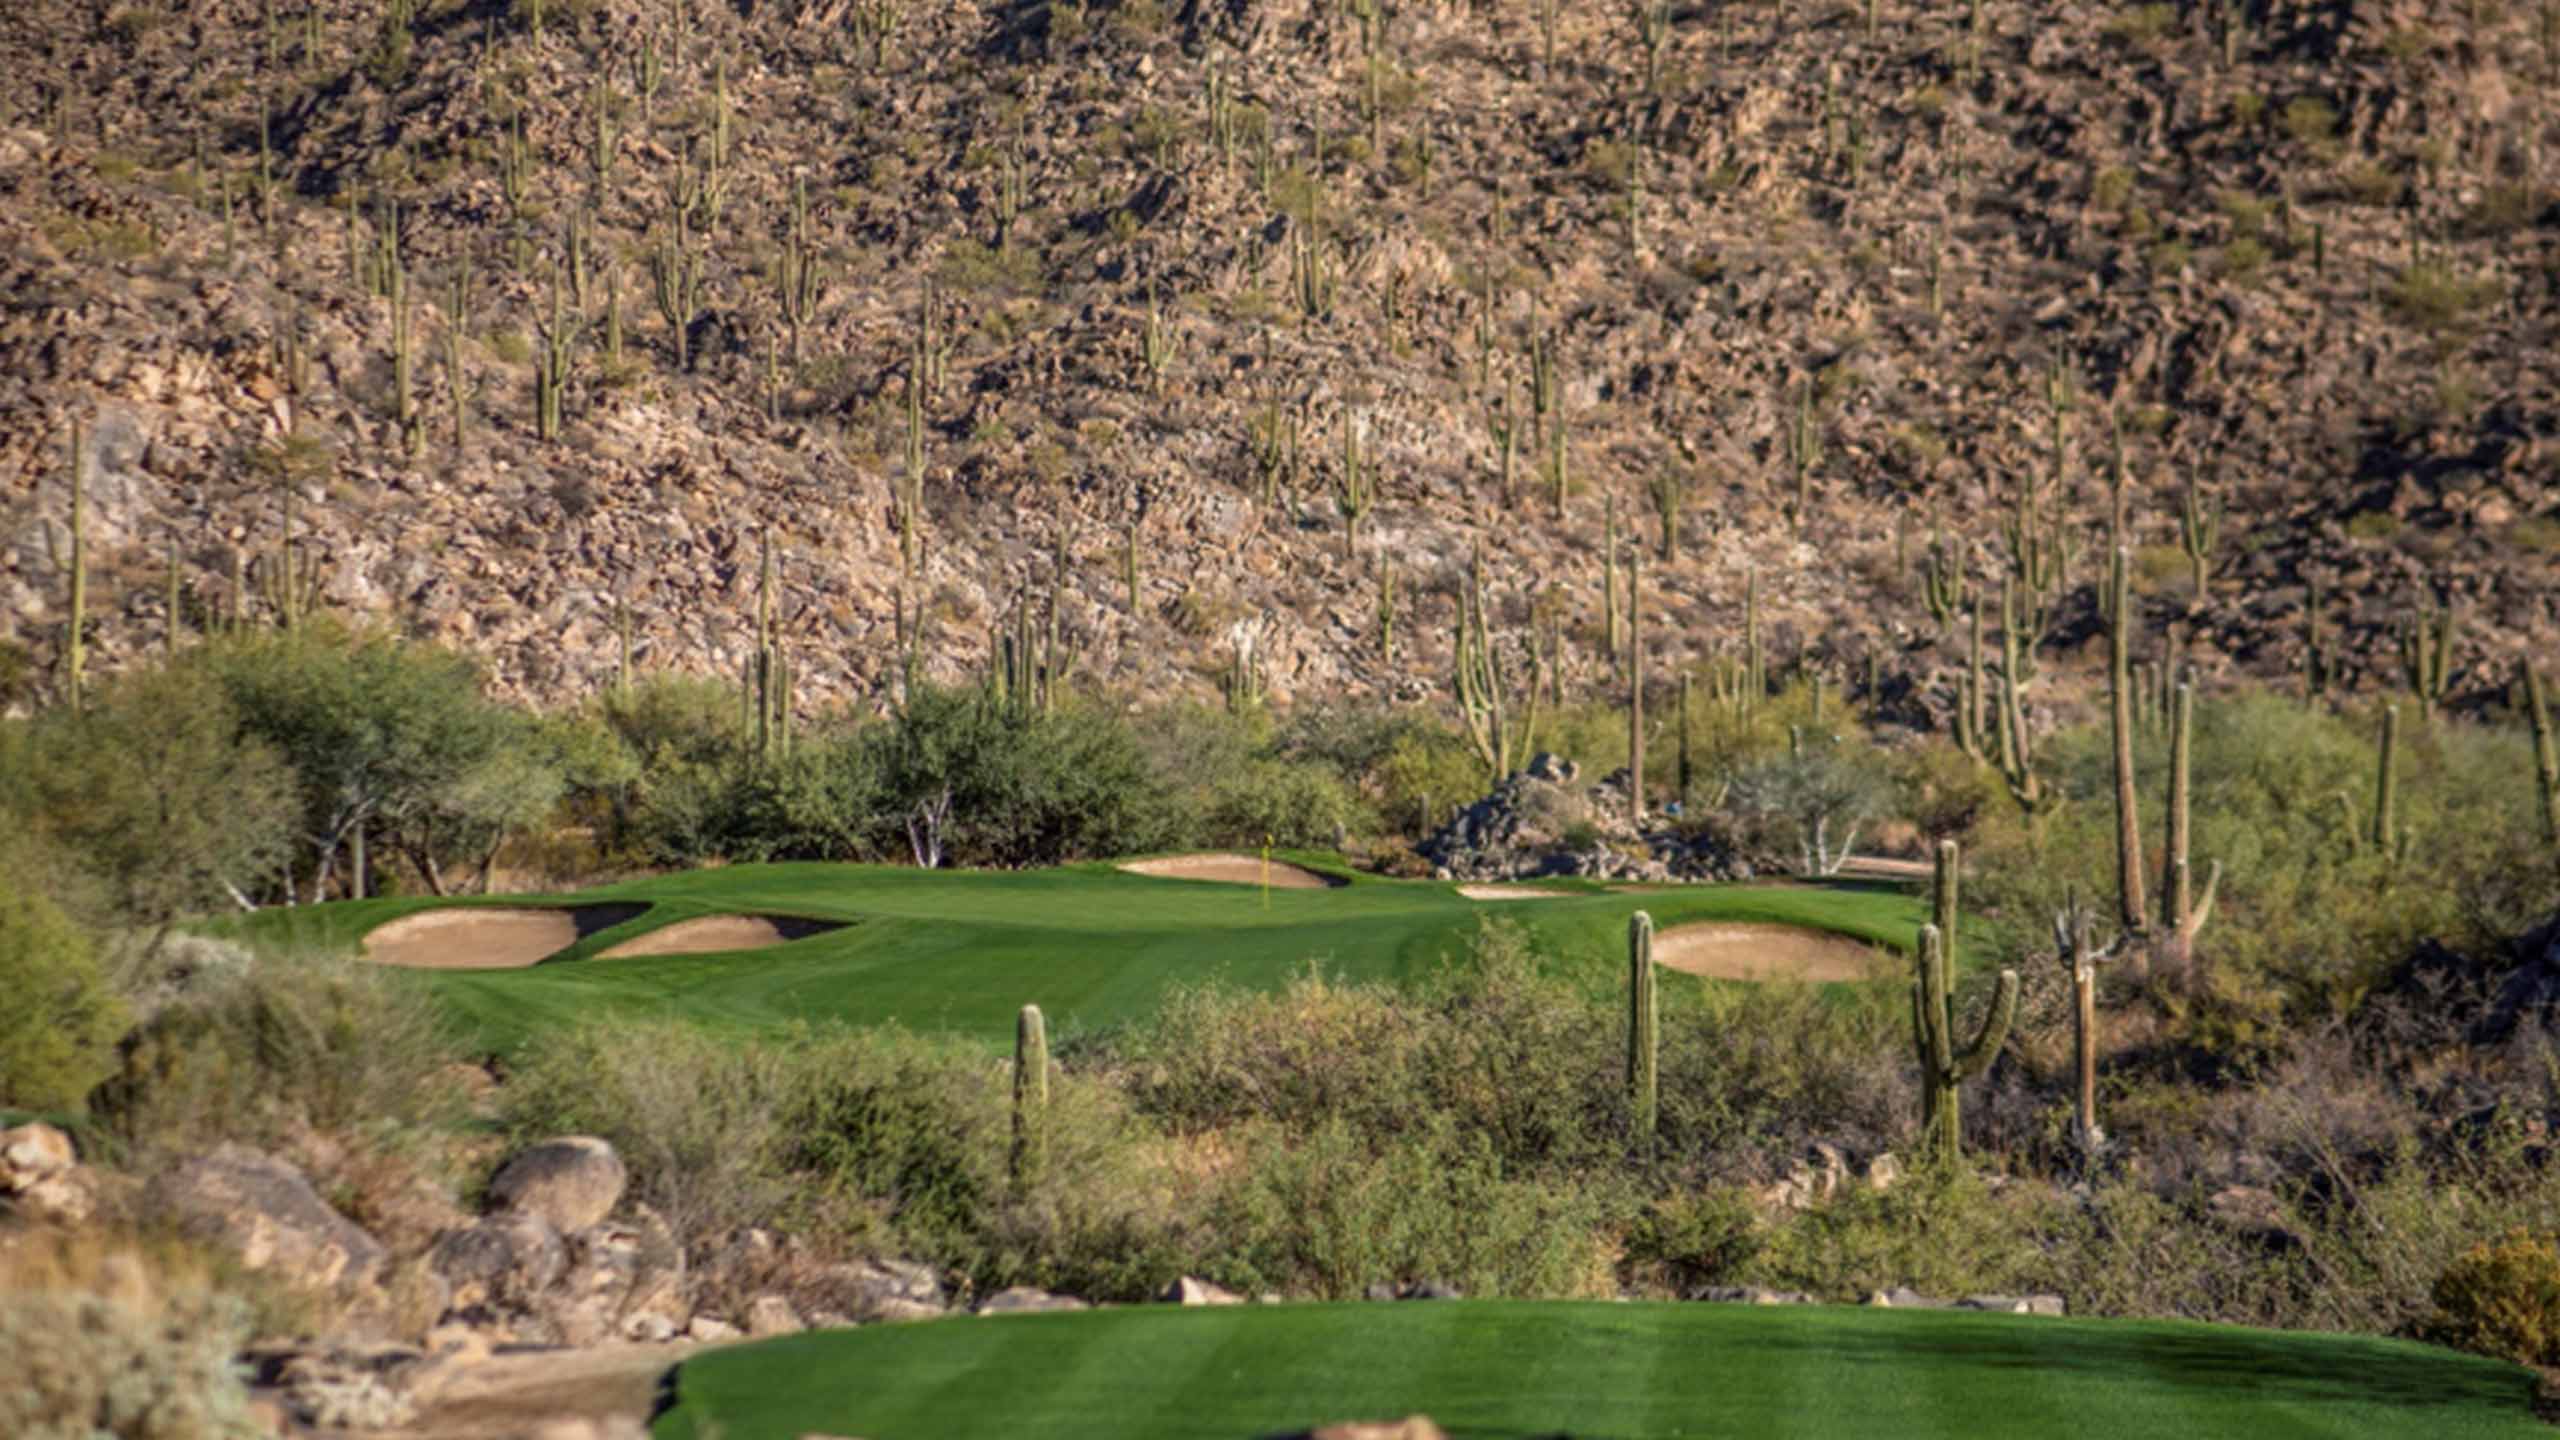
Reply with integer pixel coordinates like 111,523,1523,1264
232,861,1937,1052
650,1300,2547,1440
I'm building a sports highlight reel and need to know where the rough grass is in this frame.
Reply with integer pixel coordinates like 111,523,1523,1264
652,1301,2550,1440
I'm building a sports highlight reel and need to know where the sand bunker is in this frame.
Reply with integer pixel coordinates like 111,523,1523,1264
1651,923,1890,983
363,904,646,970
1118,854,1342,888
595,914,842,958
1456,885,1574,900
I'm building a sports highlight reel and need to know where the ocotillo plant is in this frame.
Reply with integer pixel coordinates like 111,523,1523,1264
1010,1003,1048,1190
1602,494,1620,660
45,418,87,706
2180,480,2223,600
2527,661,2560,856
2373,703,2401,858
1996,578,2042,809
2107,547,2148,933
2401,600,2457,719
2162,681,2221,983
1336,411,1376,560
1628,912,1658,1155
1676,671,1694,808
1452,548,1544,783
1912,922,2018,1168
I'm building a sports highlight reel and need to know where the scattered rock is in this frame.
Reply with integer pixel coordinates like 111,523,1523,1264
745,1293,804,1337
0,1121,92,1223
1163,1275,1245,1306
432,1212,568,1313
1697,1286,1811,1305
973,1286,1090,1315
487,1136,628,1233
1304,1416,1449,1440
686,1315,742,1342
1418,754,1752,885
148,1145,386,1294
1862,1287,1948,1309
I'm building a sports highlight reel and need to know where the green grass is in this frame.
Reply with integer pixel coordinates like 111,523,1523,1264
229,861,1940,1054
653,1300,2547,1439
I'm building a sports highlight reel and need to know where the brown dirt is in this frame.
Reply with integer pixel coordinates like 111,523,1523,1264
1117,854,1342,889
361,906,647,970
1651,924,1892,984
1454,885,1574,900
595,914,842,958
367,1342,707,1440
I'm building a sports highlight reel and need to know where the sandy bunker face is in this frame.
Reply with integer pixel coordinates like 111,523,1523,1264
1652,923,1889,983
595,914,841,958
363,904,646,970
1456,885,1575,900
1117,853,1342,889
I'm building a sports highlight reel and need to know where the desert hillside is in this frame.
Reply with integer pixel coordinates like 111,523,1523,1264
1,0,2555,717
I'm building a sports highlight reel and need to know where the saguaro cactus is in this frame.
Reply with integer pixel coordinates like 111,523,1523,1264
1626,544,1645,826
2107,546,2147,934
47,418,87,706
1628,912,1658,1154
1932,837,1960,960
2162,681,2221,982
1011,1003,1048,1189
2401,600,2457,719
2373,703,2400,857
2527,661,2560,855
1911,922,2018,1168
2053,890,2128,1158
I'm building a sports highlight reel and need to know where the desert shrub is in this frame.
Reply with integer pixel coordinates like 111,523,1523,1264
0,1286,263,1440
0,857,127,1113
1727,736,1891,875
93,942,465,1153
1742,1166,2077,1301
2424,1231,2560,1365
499,1017,1201,1300
1375,720,1495,837
1202,1114,1613,1300
1966,693,2552,1032
1621,1185,1764,1296
1201,756,1367,850
863,685,1186,867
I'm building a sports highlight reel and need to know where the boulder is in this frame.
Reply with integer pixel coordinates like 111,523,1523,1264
1162,1275,1245,1306
1861,1287,1946,1309
148,1145,386,1293
745,1294,804,1337
1696,1286,1810,1305
486,1137,627,1232
815,1256,944,1320
0,1121,74,1182
686,1315,742,1342
432,1212,567,1312
973,1286,1090,1315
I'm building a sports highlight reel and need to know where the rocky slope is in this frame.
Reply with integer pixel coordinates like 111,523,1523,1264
1,0,2555,720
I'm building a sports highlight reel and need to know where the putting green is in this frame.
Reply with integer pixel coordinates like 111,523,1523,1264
230,861,1943,1052
651,1300,2546,1439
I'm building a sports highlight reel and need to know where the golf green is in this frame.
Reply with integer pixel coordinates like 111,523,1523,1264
232,860,1939,1052
651,1300,2547,1439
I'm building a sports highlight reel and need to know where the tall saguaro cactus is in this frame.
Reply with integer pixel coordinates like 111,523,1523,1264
2107,546,2147,933
2374,703,2401,858
1011,1003,1049,1190
2526,661,2560,856
1626,544,1645,826
1628,912,1658,1154
47,418,88,706
2162,682,2221,981
1911,922,2018,1169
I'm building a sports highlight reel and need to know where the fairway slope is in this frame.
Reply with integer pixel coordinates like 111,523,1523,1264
363,904,647,969
651,1301,2547,1439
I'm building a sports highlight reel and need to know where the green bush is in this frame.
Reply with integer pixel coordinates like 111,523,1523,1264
2425,1231,2560,1364
0,1287,263,1440
93,943,464,1153
1622,1186,1764,1296
0,866,127,1113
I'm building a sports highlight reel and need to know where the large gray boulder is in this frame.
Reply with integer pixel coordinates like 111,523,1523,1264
486,1136,626,1232
432,1211,567,1313
148,1145,386,1292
